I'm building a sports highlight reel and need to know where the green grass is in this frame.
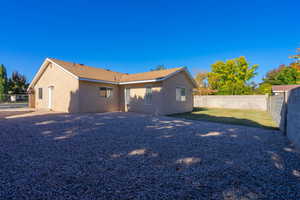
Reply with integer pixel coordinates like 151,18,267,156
169,107,278,130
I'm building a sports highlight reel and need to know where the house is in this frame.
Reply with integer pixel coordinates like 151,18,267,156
28,58,197,115
272,85,300,95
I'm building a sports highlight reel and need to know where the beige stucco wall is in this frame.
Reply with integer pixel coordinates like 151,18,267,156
161,71,194,114
78,81,120,113
34,63,80,113
33,64,194,115
119,82,164,115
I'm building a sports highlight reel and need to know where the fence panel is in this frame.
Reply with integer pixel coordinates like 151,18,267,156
287,88,300,148
268,94,285,130
194,95,268,111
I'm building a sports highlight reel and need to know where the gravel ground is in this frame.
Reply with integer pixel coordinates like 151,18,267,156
0,111,300,200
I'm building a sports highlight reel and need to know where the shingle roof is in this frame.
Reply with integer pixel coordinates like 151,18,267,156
49,58,183,83
48,58,124,82
272,85,300,92
119,67,183,82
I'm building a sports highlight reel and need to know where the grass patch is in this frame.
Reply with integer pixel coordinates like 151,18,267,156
169,107,278,130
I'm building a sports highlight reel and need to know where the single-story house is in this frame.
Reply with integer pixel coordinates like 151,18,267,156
28,58,197,115
272,85,300,95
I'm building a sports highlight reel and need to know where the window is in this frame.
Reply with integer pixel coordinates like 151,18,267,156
176,87,186,102
38,88,43,99
99,87,113,98
145,87,152,105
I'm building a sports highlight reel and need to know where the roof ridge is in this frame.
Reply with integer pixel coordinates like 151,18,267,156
48,57,126,75
124,67,183,76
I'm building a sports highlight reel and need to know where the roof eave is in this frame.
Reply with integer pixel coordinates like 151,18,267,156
27,58,79,91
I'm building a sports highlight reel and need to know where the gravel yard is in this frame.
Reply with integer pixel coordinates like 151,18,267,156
0,111,300,199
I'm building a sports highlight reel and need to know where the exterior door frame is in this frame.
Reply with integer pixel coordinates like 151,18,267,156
124,87,130,112
48,86,54,110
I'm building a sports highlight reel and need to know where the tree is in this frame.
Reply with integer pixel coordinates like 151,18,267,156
150,65,166,71
208,56,258,95
0,64,8,101
263,64,299,85
194,72,208,88
257,83,272,94
193,71,218,95
8,71,28,94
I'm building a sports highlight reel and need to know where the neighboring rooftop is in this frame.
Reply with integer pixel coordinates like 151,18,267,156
272,85,300,92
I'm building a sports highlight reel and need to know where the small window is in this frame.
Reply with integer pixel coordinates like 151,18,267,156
176,87,186,102
38,88,43,99
145,87,152,105
99,87,113,98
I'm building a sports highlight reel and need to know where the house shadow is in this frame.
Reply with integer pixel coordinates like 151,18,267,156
126,90,163,115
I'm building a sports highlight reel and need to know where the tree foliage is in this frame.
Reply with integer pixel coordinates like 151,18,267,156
208,56,258,95
194,72,208,88
8,71,28,94
263,64,300,85
150,65,166,71
257,83,272,95
194,72,217,95
0,64,8,100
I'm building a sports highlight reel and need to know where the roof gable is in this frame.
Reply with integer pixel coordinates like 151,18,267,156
29,58,197,89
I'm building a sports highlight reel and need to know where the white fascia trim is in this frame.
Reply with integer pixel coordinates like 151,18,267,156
28,60,197,89
79,77,118,85
154,68,198,88
51,60,78,80
119,68,197,86
272,91,284,93
27,59,49,90
184,69,198,88
118,79,162,85
119,69,185,85
27,58,79,91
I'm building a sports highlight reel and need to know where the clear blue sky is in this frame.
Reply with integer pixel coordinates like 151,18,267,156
1,0,299,83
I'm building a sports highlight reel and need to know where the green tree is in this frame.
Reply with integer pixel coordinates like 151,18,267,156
194,72,208,88
208,56,258,95
150,65,166,71
257,83,272,94
0,64,8,101
263,64,299,85
8,71,28,94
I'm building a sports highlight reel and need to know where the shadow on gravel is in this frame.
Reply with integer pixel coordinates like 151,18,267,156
0,110,34,119
1,112,300,199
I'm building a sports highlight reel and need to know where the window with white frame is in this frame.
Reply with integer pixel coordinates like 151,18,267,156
145,87,152,105
176,87,186,102
99,87,113,98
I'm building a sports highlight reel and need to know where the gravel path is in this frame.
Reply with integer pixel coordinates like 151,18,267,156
0,111,300,199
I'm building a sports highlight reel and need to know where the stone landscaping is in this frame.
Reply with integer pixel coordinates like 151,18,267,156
0,111,300,199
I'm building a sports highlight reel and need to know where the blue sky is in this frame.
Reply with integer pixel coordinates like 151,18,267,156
0,0,299,83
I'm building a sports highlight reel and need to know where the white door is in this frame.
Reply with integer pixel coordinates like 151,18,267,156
48,86,54,110
124,88,130,111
